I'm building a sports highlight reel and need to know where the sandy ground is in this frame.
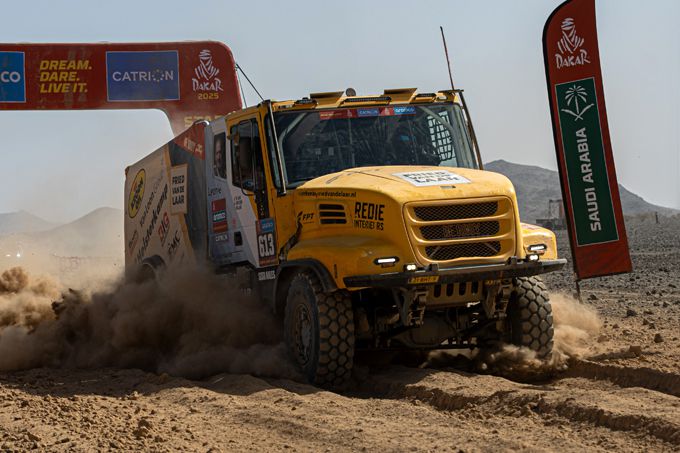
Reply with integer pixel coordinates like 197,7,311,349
0,215,679,452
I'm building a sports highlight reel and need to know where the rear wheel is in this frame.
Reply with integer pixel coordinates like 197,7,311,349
507,276,554,358
284,271,355,390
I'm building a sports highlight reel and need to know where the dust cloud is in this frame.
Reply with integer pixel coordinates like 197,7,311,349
478,293,602,379
0,266,298,380
425,292,603,380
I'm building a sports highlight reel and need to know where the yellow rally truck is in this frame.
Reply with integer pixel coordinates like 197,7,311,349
124,88,565,389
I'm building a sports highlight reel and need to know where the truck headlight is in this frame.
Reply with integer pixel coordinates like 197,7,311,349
527,243,547,255
404,263,417,272
374,257,399,267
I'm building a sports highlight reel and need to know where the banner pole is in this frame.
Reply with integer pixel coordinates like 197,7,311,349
574,278,583,303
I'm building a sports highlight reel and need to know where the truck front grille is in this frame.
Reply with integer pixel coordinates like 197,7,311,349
413,201,498,221
405,197,516,266
420,221,500,240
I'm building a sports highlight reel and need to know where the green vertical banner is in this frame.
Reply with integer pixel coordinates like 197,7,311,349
543,0,632,279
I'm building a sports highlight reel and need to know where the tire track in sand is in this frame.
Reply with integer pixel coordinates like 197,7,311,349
564,358,680,397
361,367,680,446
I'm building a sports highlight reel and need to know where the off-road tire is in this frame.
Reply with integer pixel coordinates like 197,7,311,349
507,276,554,358
284,271,355,390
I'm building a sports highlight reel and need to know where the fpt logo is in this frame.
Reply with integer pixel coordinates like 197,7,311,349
0,51,26,103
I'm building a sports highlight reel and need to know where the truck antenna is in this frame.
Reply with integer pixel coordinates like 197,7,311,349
439,26,484,170
235,62,265,103
440,26,455,91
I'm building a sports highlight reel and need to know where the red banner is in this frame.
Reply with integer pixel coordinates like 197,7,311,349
543,0,631,279
0,41,241,134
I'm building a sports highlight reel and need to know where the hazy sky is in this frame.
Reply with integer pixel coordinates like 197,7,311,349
1,0,678,223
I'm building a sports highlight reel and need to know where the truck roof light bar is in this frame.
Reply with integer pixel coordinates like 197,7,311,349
343,96,392,104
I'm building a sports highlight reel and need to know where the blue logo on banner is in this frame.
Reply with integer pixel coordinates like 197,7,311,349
394,106,416,115
260,218,275,233
0,52,26,103
106,51,179,101
357,107,379,117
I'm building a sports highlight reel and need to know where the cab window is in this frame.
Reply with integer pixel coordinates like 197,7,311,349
231,119,263,191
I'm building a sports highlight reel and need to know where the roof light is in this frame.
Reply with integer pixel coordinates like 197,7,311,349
343,96,391,104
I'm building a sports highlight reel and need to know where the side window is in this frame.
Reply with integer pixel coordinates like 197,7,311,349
213,132,226,179
231,120,262,191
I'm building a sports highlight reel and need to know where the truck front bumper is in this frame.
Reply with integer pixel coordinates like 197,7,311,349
343,257,566,288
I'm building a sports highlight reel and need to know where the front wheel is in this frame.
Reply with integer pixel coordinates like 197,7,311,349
284,271,355,390
506,276,554,358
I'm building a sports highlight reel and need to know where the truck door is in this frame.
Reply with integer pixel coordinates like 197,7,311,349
226,117,277,268
205,120,235,266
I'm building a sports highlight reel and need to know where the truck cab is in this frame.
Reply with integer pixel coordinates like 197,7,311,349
125,88,565,389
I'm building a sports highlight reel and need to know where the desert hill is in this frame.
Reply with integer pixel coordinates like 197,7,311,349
485,160,677,222
0,210,57,236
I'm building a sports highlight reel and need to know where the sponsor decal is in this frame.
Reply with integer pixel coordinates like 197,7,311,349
136,184,168,263
127,229,139,254
297,211,315,224
211,198,228,233
214,233,229,243
393,170,470,187
555,78,617,245
357,107,379,117
157,212,170,246
257,269,276,281
181,135,205,159
167,231,181,260
0,51,26,103
393,105,416,115
256,218,277,266
320,106,416,121
442,223,480,237
38,58,91,94
408,275,439,284
233,195,243,210
353,202,385,231
192,49,223,100
297,190,356,198
170,165,188,215
128,169,146,218
555,18,591,70
106,51,180,101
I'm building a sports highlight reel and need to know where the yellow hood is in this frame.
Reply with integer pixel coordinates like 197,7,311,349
297,166,517,203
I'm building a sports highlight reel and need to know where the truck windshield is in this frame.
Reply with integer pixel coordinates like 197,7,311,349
273,103,477,187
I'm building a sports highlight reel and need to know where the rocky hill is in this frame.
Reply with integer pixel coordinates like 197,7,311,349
485,160,677,222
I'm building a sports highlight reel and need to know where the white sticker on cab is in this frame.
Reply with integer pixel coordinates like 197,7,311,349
392,170,471,186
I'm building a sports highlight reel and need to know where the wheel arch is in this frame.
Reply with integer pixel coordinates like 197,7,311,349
274,259,337,315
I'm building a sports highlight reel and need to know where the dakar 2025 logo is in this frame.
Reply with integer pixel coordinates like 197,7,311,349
192,49,223,94
555,18,591,69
